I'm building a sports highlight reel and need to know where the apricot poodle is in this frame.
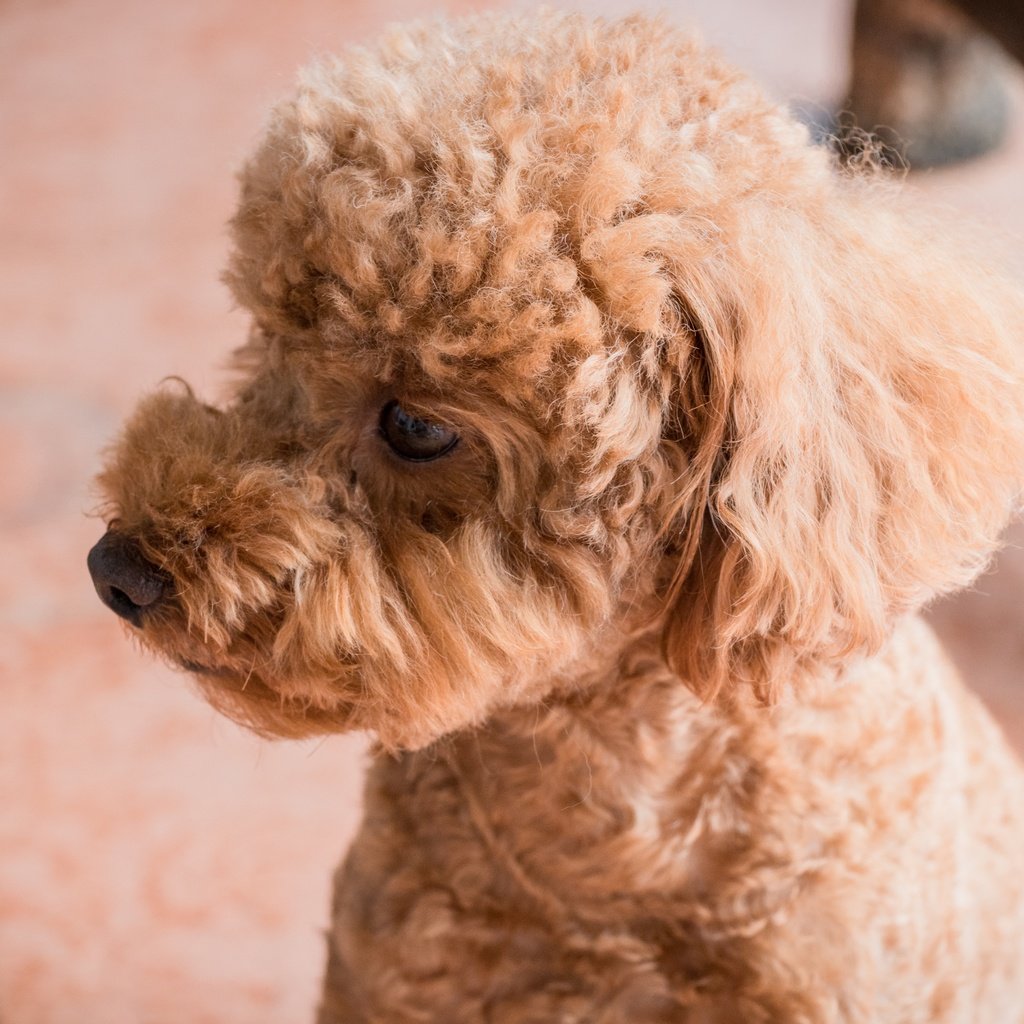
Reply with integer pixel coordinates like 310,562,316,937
88,12,1024,1022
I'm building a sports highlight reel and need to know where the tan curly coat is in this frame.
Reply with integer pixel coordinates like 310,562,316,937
94,12,1024,1021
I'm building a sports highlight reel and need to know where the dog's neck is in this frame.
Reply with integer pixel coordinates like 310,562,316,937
419,631,811,935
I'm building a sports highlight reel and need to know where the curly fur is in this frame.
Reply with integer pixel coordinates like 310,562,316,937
95,11,1024,1021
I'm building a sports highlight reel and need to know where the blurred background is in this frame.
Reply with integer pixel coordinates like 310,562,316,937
1,0,1021,1020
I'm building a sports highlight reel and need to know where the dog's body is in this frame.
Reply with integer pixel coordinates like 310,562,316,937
89,13,1024,1022
319,617,1024,1022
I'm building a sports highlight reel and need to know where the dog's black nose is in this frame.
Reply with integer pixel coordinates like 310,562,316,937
87,531,168,627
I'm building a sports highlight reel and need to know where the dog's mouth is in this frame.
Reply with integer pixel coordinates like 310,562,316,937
172,655,284,694
177,658,234,678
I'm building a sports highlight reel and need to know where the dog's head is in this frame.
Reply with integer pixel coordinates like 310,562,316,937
90,13,1024,749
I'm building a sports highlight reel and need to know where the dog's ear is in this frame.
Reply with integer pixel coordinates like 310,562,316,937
635,178,1024,700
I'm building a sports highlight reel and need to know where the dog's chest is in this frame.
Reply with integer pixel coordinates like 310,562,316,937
324,691,842,1021
319,627,1024,1023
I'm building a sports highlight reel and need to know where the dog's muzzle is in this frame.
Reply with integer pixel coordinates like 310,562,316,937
87,531,170,627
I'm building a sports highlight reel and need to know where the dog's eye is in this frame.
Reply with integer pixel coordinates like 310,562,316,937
379,400,459,462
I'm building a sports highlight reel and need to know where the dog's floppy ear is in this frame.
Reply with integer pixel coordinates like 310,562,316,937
648,178,1024,700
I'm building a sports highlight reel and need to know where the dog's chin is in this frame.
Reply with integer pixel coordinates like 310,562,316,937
163,654,362,740
158,626,523,750
173,653,494,750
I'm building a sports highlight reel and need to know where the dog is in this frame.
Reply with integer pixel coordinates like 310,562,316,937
88,12,1024,1021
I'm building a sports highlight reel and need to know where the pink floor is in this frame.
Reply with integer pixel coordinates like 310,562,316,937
1,1,1022,1020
